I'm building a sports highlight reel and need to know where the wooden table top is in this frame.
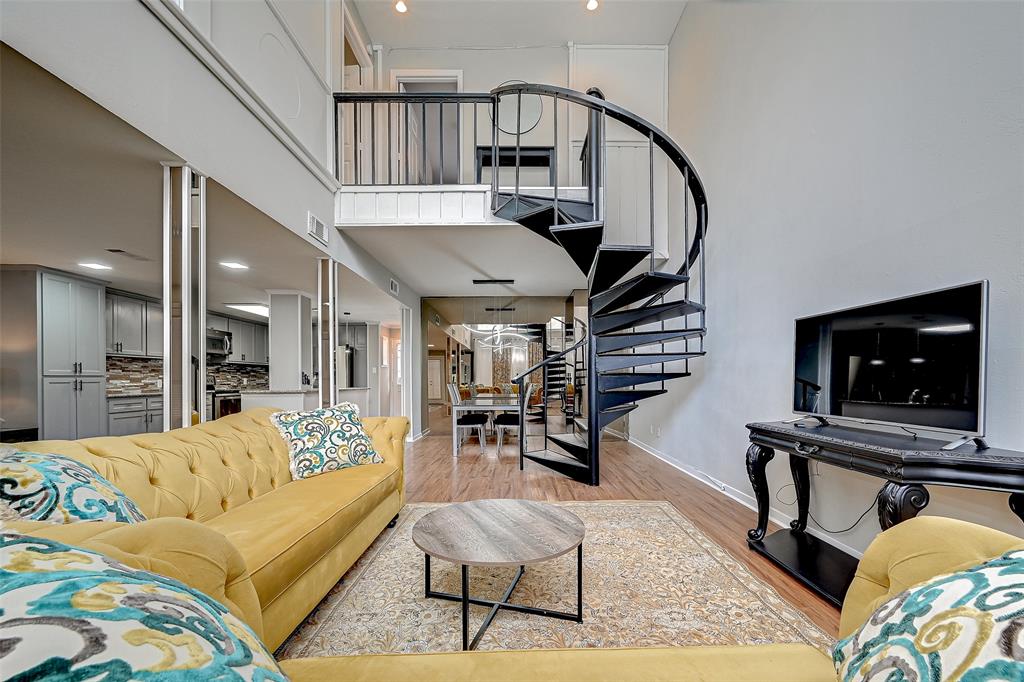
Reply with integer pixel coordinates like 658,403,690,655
412,499,585,567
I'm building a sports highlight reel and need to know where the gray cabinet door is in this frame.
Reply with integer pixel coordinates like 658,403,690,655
74,281,106,374
228,319,254,363
207,314,228,333
145,301,163,357
253,324,268,364
42,376,77,439
76,377,106,438
108,411,147,437
112,295,146,356
40,273,76,375
145,411,163,433
105,295,115,353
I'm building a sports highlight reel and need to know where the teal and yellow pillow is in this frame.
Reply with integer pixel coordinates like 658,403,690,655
0,450,146,524
0,532,286,680
834,548,1024,681
269,404,382,480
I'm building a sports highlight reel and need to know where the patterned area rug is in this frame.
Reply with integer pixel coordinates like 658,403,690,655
278,501,834,658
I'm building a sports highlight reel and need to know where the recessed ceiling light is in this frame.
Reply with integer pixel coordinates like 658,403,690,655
79,262,112,271
219,261,249,270
586,0,598,10
394,0,407,12
921,323,974,334
428,344,435,348
909,357,926,364
869,359,886,366
225,304,269,317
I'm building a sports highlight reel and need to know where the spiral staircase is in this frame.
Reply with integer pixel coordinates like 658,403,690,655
492,84,709,486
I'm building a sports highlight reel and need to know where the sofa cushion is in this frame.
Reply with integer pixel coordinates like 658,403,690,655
205,462,399,608
834,548,1024,681
270,405,383,480
0,531,286,681
0,449,146,524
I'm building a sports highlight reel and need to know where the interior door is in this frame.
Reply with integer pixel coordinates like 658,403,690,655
428,358,442,402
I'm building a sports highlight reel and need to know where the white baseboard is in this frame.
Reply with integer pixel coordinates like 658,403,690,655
627,436,864,559
409,428,431,443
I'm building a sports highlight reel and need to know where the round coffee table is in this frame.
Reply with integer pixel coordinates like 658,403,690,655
412,499,585,650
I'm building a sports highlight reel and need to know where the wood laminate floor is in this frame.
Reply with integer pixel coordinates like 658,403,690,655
405,408,841,636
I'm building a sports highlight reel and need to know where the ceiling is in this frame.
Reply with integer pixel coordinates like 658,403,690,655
354,0,688,49
1,44,324,324
425,296,568,324
343,224,587,296
337,264,403,326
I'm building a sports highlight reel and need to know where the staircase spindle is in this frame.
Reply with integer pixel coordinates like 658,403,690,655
405,103,410,184
649,130,655,272
333,101,340,180
421,103,427,184
491,96,499,210
515,92,522,211
456,101,462,183
473,103,478,183
553,94,559,226
371,102,376,185
387,103,393,185
354,102,361,185
439,102,445,184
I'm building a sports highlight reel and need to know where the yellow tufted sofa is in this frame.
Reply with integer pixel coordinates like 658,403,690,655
11,407,410,650
14,509,1023,680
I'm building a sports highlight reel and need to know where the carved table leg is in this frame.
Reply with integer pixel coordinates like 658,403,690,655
789,455,810,533
877,482,930,530
1009,493,1024,525
746,444,775,542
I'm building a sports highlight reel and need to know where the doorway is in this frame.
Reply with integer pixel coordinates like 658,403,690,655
427,357,443,403
391,70,463,184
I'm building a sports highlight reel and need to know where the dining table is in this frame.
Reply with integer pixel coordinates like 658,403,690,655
451,395,522,456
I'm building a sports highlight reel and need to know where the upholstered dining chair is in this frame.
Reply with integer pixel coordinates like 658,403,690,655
494,383,535,452
447,384,488,455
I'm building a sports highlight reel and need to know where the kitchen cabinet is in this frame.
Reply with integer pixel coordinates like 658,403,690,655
225,318,268,365
41,273,105,376
43,376,107,440
146,302,163,357
105,294,163,358
107,396,163,436
253,324,269,364
207,314,228,333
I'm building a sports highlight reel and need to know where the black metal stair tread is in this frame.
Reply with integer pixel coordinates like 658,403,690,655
550,221,604,275
522,452,590,480
591,271,690,316
596,352,703,371
592,299,705,335
547,432,589,461
598,371,691,390
595,328,705,353
598,404,639,429
589,245,653,294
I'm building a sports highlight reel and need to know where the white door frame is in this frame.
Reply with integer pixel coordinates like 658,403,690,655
390,70,464,183
399,305,415,439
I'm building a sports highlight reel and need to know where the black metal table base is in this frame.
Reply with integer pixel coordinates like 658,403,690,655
424,544,583,651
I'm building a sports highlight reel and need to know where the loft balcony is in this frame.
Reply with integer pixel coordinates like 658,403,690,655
332,91,670,258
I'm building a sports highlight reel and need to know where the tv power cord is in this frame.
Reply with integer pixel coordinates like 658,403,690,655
775,485,883,534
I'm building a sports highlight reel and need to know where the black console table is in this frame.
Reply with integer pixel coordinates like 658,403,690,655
745,420,1024,607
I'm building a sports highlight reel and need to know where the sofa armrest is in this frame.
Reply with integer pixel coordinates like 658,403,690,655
7,517,265,640
363,416,410,505
839,515,1024,637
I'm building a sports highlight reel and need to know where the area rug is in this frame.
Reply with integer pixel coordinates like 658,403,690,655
277,501,834,658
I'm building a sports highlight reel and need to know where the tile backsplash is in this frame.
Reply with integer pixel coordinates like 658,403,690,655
207,363,269,390
106,356,163,396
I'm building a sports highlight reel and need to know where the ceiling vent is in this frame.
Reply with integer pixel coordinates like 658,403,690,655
307,211,328,246
105,248,153,262
389,278,400,296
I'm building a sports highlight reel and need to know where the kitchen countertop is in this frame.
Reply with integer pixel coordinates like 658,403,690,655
240,388,317,394
107,392,162,399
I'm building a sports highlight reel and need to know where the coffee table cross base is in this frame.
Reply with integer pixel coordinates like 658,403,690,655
424,545,583,651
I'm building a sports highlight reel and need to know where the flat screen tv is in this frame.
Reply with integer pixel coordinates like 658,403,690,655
793,281,988,436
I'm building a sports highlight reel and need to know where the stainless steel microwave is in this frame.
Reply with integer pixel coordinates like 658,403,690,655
206,328,232,358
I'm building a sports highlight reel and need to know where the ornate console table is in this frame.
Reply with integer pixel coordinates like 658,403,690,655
745,420,1024,607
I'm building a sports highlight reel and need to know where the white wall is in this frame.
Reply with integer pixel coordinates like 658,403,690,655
630,1,1024,555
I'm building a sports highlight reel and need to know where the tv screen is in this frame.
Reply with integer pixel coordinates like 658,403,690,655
793,281,988,435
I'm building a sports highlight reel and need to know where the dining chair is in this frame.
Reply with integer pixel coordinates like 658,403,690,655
447,384,488,455
494,383,536,452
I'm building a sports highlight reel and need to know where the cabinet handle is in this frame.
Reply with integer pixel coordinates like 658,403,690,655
794,443,820,456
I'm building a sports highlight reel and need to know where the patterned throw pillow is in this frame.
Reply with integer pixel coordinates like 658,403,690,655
269,404,383,480
834,549,1024,681
0,532,287,680
0,451,146,524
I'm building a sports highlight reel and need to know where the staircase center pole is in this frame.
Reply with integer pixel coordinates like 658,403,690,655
586,301,600,486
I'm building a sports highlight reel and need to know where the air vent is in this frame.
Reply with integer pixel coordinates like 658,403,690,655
431,313,441,326
307,211,328,246
473,279,515,285
389,278,400,296
105,249,153,262
485,307,516,312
